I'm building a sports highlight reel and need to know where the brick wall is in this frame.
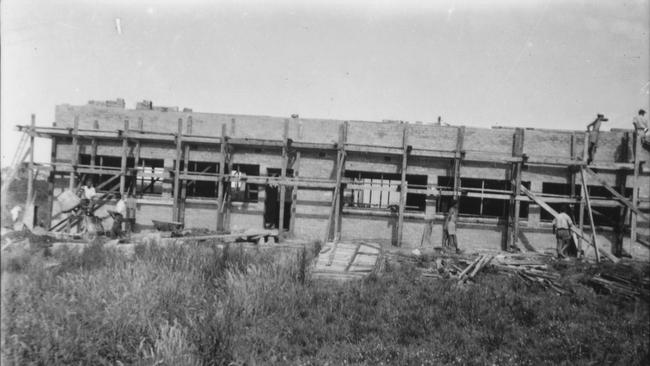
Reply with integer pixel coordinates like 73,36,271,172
408,125,458,151
55,103,647,166
49,103,650,252
524,130,575,158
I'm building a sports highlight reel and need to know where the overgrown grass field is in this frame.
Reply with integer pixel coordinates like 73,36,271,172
2,241,649,365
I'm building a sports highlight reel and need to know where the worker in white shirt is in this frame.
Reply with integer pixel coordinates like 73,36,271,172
632,109,648,149
80,179,98,200
552,206,574,259
444,201,460,253
109,193,127,238
586,114,608,164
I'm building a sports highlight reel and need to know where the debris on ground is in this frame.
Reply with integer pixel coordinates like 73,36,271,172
583,264,650,301
389,248,649,300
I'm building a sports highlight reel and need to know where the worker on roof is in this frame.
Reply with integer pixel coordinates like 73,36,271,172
632,109,648,149
552,205,574,259
586,114,608,165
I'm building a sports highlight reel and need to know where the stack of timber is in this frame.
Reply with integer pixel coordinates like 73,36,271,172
416,252,567,294
491,254,567,294
586,265,650,301
312,241,381,281
457,254,494,283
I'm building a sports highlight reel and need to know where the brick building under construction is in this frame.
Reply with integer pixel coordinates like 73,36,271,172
17,99,650,258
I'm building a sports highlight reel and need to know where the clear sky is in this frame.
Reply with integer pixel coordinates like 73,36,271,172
1,0,648,166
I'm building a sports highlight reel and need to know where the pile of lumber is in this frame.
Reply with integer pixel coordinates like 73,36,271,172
420,257,465,279
417,253,494,282
388,250,649,301
491,254,567,294
586,266,650,300
458,254,493,283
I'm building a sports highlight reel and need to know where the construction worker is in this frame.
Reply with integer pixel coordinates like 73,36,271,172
108,193,127,238
444,201,460,253
552,205,574,259
125,192,137,234
632,109,648,149
81,179,98,201
586,114,608,164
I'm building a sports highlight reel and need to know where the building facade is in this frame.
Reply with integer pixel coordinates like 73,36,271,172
23,99,650,258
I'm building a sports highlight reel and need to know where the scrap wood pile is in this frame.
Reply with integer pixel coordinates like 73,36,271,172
408,250,568,294
491,254,567,294
408,249,650,300
585,264,650,301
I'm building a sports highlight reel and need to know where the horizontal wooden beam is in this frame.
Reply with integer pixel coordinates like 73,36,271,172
463,151,522,163
292,141,337,150
179,173,221,182
345,144,403,155
228,137,283,147
15,125,649,168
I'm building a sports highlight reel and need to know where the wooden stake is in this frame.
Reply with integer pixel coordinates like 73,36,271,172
397,126,409,247
289,151,301,236
324,153,342,243
279,119,289,234
119,120,129,195
580,168,601,262
26,114,35,207
172,118,182,222
511,162,522,250
508,128,524,251
45,136,57,228
630,131,640,255
179,116,192,225
66,117,79,233
69,116,79,190
569,133,577,197
615,170,627,257
216,124,227,231
333,122,347,241
90,139,97,169
324,123,347,243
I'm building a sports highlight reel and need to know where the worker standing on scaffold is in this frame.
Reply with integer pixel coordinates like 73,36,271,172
633,109,648,150
586,114,608,165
